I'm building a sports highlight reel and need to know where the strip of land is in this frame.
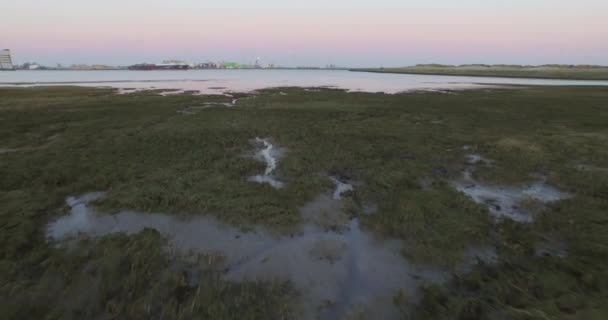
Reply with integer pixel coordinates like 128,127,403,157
351,64,608,80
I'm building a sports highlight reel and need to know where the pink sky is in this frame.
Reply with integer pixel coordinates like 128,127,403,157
3,1,607,66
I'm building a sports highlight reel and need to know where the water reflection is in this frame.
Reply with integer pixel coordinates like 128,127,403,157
3,70,608,95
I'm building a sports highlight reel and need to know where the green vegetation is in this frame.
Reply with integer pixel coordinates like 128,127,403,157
1,85,607,319
2,229,293,319
351,64,608,80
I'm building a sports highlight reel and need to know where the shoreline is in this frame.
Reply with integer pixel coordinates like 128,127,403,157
350,67,608,81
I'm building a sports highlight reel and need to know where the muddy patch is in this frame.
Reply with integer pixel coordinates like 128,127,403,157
199,98,238,108
248,137,285,189
452,153,570,222
159,89,186,96
116,88,145,95
48,178,446,319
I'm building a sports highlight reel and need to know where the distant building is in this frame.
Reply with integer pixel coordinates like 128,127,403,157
221,62,240,69
68,64,115,70
69,64,91,70
163,59,189,65
128,63,189,70
18,62,41,70
196,62,218,69
0,49,15,70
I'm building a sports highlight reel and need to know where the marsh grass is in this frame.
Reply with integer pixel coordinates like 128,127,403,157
1,85,607,319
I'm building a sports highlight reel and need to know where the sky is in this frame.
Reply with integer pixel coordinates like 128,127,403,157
2,0,607,67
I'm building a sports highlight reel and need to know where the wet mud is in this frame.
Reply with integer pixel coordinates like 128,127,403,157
248,137,285,189
452,153,570,222
48,178,446,319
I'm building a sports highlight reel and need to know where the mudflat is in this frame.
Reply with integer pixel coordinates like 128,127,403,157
1,85,607,319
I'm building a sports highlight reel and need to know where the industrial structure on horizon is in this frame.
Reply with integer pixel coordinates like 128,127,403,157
128,62,190,70
1,51,341,71
127,60,269,70
0,49,15,70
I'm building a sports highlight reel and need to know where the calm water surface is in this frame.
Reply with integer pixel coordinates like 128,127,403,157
2,69,607,94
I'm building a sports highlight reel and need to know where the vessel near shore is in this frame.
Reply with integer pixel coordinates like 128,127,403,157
128,63,189,70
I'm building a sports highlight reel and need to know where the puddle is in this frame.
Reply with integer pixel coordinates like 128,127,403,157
116,87,147,95
49,193,277,260
453,153,570,222
329,177,354,200
248,137,285,189
200,98,238,108
535,238,568,258
117,88,195,96
465,154,490,165
48,178,447,319
159,89,186,96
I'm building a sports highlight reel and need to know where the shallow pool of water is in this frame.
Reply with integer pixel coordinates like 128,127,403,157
248,137,285,189
47,178,447,319
453,153,570,222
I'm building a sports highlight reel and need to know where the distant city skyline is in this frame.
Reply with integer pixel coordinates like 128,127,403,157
4,0,608,67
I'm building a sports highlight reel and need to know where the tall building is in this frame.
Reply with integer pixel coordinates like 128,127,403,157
0,49,15,70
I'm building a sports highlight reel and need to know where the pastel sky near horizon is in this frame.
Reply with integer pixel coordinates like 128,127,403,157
2,0,607,67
